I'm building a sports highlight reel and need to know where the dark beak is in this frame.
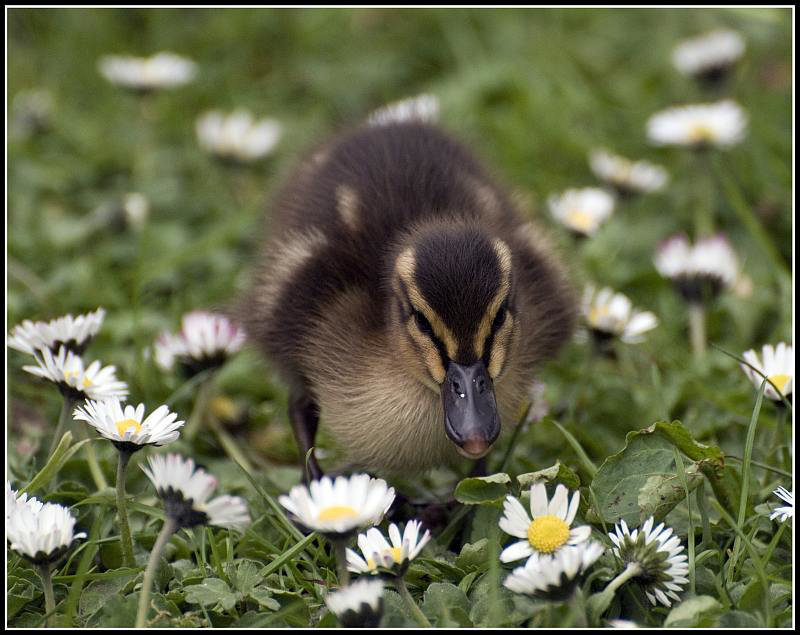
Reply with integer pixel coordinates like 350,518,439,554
441,360,501,459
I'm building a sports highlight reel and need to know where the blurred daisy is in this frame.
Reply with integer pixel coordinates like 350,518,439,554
6,499,86,565
608,517,689,607
499,483,591,565
504,541,605,601
770,487,793,523
196,109,282,163
589,149,668,195
367,93,439,126
98,52,196,92
548,187,615,236
22,346,128,401
741,342,793,402
11,88,53,138
654,234,738,303
123,192,150,230
646,100,747,148
142,453,250,531
672,30,745,83
154,311,246,375
582,286,658,344
346,520,431,576
608,619,640,628
279,473,395,537
8,308,106,356
325,577,384,628
73,398,184,452
524,379,550,425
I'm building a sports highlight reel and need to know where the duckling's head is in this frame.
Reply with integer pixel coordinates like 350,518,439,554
390,223,515,460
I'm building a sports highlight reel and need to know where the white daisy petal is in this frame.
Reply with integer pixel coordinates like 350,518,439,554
548,187,615,236
196,109,282,163
740,342,793,402
99,52,196,92
646,100,747,148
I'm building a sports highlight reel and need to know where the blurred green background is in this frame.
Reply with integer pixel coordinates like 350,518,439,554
7,7,792,475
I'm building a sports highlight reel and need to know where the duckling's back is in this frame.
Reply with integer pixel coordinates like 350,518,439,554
246,121,525,380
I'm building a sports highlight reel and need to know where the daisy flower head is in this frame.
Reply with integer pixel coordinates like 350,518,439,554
196,109,282,163
22,346,128,402
741,342,793,402
6,482,44,518
346,520,431,576
499,482,591,565
672,29,745,83
654,233,738,304
582,286,659,345
73,397,184,453
98,52,196,92
548,187,615,237
6,500,86,565
646,100,747,149
367,93,439,126
141,453,250,531
325,577,384,627
589,149,669,195
504,540,605,601
8,308,106,356
770,487,793,523
154,311,246,376
608,517,689,607
11,88,53,138
279,473,395,538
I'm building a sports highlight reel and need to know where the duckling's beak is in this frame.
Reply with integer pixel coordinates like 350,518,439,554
441,360,501,459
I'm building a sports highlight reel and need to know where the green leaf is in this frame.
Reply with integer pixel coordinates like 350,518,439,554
20,432,91,495
590,421,713,525
455,538,489,572
79,569,139,619
517,460,581,490
184,578,239,611
7,576,39,620
247,587,281,611
454,472,511,506
664,595,722,627
230,559,264,595
421,582,472,627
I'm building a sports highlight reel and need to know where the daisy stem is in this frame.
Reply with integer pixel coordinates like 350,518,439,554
38,563,56,627
569,587,587,628
771,405,789,477
605,561,642,597
333,539,350,587
116,449,135,568
183,375,216,442
393,575,432,628
135,515,177,628
687,303,706,358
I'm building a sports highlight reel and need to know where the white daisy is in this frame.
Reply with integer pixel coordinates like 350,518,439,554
504,541,605,600
646,100,747,148
548,187,615,236
196,109,282,163
367,93,439,126
499,483,592,565
741,342,793,402
6,500,86,564
98,52,196,92
582,286,659,344
654,234,738,303
279,474,396,537
346,520,431,575
6,482,44,518
672,30,745,80
589,149,669,194
73,397,184,451
524,379,550,425
8,308,106,356
141,453,250,531
325,577,384,627
123,192,149,230
608,517,689,607
22,346,128,401
154,311,246,374
608,619,640,628
770,487,793,523
11,88,53,138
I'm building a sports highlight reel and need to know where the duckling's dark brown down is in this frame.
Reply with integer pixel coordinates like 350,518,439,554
243,121,575,479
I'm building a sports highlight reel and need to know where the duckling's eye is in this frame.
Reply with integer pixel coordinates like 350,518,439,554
414,310,434,337
490,304,507,335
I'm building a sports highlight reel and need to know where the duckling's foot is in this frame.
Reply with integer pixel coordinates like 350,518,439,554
289,389,323,483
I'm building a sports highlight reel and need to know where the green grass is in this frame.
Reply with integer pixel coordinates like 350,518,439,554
7,7,793,628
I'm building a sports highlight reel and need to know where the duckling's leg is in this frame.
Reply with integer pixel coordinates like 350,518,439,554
289,389,323,482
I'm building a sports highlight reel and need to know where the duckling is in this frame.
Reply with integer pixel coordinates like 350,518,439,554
242,120,576,481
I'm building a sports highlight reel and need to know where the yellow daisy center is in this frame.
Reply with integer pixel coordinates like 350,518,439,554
64,370,91,387
688,123,714,143
388,546,405,564
588,305,610,326
318,506,358,522
116,418,142,437
366,558,377,570
566,209,594,233
767,374,791,395
527,515,570,553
